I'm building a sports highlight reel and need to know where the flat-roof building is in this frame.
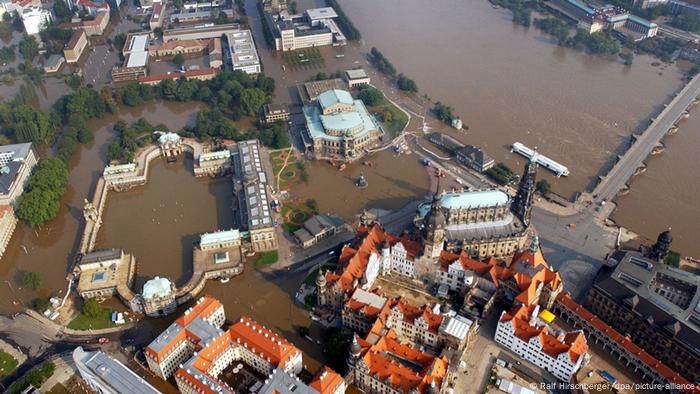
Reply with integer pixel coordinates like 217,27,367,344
149,0,166,30
266,7,346,51
344,68,370,88
225,29,261,74
112,33,150,82
163,23,240,42
0,143,38,207
43,54,65,73
231,140,277,252
75,249,136,301
73,346,163,394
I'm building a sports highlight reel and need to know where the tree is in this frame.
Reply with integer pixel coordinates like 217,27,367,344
22,271,42,290
240,87,266,116
31,298,51,312
16,189,61,226
397,73,418,92
536,179,551,195
153,27,163,39
289,1,297,13
173,53,185,68
358,86,383,106
19,34,39,61
112,33,127,52
82,298,102,318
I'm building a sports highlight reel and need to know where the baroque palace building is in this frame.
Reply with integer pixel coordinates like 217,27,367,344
585,246,700,384
145,296,345,394
302,89,383,162
416,159,538,259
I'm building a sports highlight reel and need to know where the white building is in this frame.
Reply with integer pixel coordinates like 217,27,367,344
379,237,420,278
73,347,163,394
225,29,261,74
21,6,52,35
494,304,590,382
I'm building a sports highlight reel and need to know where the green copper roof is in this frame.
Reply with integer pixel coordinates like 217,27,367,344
440,189,509,209
318,89,353,110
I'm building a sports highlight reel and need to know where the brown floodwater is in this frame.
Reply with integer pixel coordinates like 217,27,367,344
0,101,204,313
96,156,235,289
612,114,700,258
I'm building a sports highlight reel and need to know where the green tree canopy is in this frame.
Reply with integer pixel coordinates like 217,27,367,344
173,53,185,68
82,298,102,318
22,271,42,290
240,87,266,116
19,34,39,61
358,86,384,106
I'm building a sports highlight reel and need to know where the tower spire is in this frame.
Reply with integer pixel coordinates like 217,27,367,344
512,158,538,226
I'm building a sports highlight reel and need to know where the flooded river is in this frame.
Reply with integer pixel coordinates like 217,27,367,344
612,115,700,258
0,0,697,370
0,102,204,313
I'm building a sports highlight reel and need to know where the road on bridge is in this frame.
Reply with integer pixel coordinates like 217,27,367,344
593,74,700,203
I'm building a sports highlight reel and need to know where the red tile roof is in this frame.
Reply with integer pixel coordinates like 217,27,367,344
138,68,218,84
356,329,448,393
309,366,345,394
390,297,443,334
65,30,85,50
228,315,299,369
556,293,700,393
502,304,589,364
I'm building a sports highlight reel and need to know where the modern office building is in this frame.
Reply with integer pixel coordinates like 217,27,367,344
494,304,590,382
302,89,383,162
225,29,261,74
20,5,51,35
231,140,277,252
64,30,88,63
112,33,149,82
73,346,163,394
266,7,346,51
0,143,38,207
585,251,700,383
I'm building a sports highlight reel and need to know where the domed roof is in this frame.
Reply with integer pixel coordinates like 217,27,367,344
158,132,180,145
142,276,173,300
350,335,362,356
657,229,672,244
425,195,446,230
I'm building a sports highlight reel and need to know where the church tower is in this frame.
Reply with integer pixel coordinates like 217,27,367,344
650,228,672,262
512,157,538,227
422,194,446,259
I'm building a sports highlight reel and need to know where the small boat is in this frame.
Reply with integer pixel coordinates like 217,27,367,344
219,277,230,284
335,54,345,58
420,158,431,166
338,164,346,171
363,160,373,167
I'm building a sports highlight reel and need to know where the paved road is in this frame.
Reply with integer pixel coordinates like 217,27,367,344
593,74,700,204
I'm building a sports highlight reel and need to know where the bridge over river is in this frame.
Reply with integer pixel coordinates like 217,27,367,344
592,73,700,204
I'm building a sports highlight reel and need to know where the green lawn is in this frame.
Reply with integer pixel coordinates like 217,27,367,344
254,250,279,267
365,96,408,139
304,263,338,286
67,307,116,331
283,48,325,70
0,350,18,378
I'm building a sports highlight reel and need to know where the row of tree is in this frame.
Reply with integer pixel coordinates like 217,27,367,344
327,0,361,40
369,47,420,92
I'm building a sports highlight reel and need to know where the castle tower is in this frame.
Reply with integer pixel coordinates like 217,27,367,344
422,194,446,259
315,269,328,307
512,157,538,227
650,228,672,262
